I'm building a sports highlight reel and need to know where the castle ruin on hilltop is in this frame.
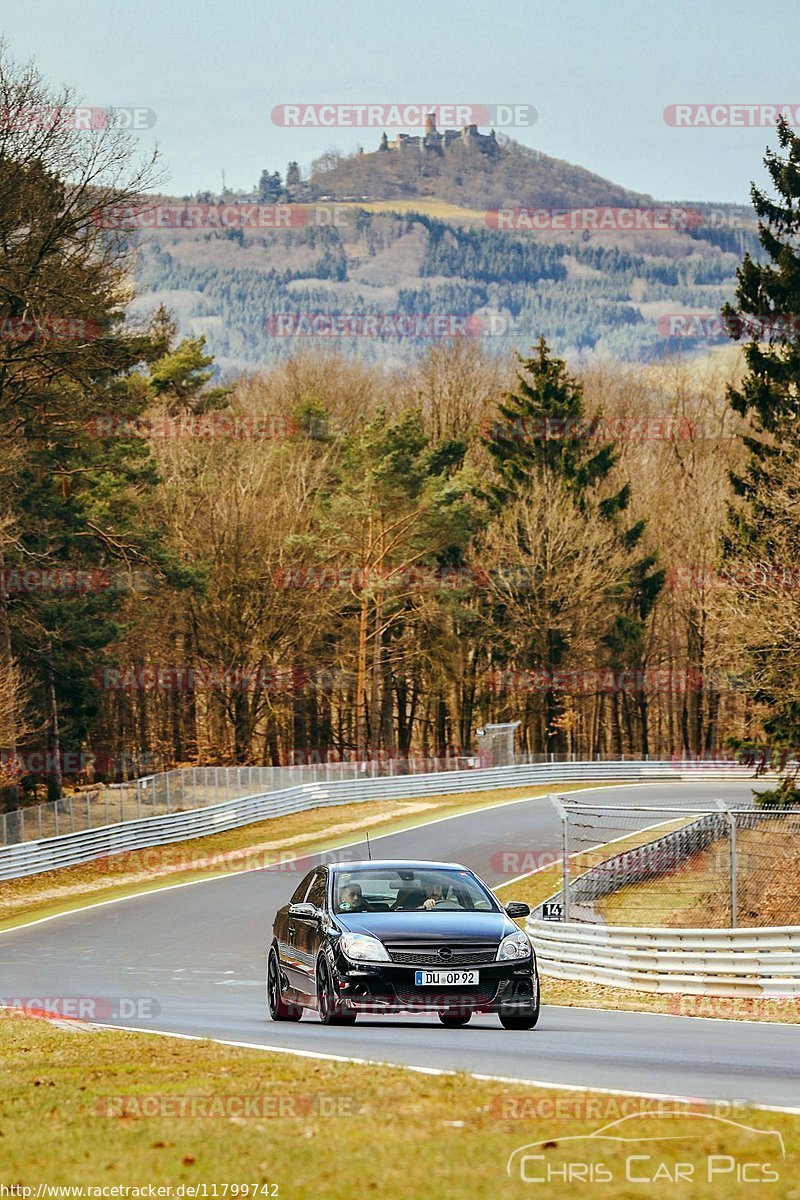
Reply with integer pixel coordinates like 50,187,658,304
378,112,499,157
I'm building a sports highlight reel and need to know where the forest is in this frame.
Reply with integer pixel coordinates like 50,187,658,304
2,48,800,808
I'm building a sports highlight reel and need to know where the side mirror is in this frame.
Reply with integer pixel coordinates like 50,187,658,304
289,902,321,921
504,901,530,919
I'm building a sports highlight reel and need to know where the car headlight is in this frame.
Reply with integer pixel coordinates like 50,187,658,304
340,933,390,963
497,931,532,961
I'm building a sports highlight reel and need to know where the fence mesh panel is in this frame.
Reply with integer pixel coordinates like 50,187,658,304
538,798,800,929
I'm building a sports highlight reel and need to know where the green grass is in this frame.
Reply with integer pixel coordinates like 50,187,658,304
2,1011,797,1197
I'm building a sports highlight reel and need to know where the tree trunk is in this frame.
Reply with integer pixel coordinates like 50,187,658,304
45,641,63,803
0,548,20,810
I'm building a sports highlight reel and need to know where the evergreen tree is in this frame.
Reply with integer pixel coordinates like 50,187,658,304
483,338,663,753
258,169,283,203
723,118,800,793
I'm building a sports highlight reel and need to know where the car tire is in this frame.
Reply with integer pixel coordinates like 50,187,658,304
438,1010,471,1027
267,948,303,1022
317,960,357,1026
498,978,540,1030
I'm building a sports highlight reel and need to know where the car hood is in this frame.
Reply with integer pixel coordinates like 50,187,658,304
335,910,512,942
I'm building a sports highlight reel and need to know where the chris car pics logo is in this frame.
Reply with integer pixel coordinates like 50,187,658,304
506,1112,784,1185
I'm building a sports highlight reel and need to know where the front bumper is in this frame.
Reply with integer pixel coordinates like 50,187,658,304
330,951,538,1014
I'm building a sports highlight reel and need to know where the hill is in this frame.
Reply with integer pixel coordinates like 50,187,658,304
306,135,653,211
131,135,760,375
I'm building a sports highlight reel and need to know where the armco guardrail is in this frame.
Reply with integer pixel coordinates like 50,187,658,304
0,756,482,845
527,917,800,995
0,758,770,883
2,753,781,845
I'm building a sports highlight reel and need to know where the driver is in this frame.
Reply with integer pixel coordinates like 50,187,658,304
339,882,371,912
421,882,447,910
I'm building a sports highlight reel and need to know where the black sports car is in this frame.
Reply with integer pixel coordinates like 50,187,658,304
267,859,539,1029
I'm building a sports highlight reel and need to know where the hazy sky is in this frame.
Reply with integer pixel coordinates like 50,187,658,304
5,0,797,202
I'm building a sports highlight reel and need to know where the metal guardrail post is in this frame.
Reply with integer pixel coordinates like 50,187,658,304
550,793,570,920
715,799,737,928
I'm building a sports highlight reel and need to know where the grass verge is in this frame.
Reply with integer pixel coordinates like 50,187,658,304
2,1011,797,1197
598,818,800,929
494,816,694,913
0,782,606,931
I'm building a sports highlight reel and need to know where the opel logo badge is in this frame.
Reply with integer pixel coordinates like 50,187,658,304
438,946,452,960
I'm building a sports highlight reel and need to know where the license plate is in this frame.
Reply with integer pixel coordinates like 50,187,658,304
414,969,478,986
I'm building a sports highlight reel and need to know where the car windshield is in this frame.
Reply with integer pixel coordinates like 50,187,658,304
332,868,497,914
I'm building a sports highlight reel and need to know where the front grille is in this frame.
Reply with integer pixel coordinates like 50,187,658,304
389,948,497,966
393,982,498,1008
385,942,498,966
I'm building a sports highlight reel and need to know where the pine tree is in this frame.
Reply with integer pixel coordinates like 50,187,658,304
724,116,800,520
723,117,800,794
258,169,283,203
483,338,663,754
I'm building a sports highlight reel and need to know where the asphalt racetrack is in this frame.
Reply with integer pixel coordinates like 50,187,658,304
2,781,798,1110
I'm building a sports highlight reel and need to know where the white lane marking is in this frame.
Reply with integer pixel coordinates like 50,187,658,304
3,998,795,1109
496,814,685,890
4,783,783,1029
0,780,683,936
83,1019,800,1116
544,1002,800,1028
1,772,762,940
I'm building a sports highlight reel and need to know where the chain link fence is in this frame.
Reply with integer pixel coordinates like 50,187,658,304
1,756,488,845
538,797,800,929
3,751,676,846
